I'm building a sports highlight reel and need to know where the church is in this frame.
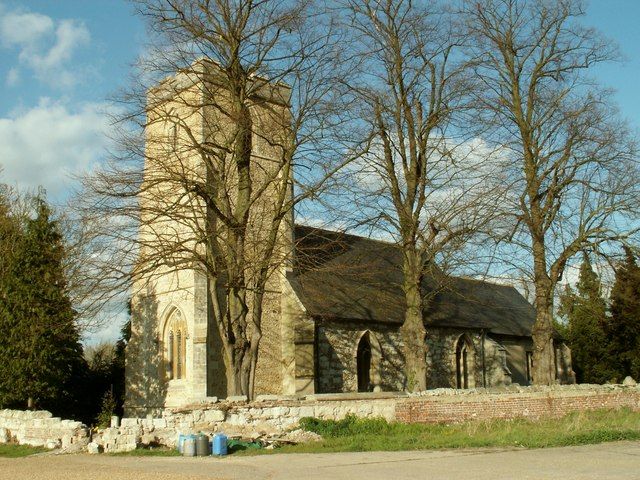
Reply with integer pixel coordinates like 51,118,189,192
124,61,574,415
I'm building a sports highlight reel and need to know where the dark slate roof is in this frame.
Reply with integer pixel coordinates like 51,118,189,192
289,224,536,337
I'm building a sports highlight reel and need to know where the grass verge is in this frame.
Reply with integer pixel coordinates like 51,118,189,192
110,447,181,457
0,444,48,458
239,408,640,455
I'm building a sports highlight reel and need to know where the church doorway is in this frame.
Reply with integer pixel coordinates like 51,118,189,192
455,335,473,389
357,333,372,392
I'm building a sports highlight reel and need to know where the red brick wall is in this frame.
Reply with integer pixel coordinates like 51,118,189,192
395,389,640,424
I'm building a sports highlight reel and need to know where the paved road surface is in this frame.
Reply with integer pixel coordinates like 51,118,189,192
1,441,639,480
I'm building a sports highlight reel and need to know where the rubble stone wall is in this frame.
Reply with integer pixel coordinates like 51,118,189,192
3,384,639,453
95,394,401,453
0,409,88,451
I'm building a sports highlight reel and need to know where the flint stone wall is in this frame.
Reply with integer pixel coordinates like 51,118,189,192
317,323,516,394
0,409,88,450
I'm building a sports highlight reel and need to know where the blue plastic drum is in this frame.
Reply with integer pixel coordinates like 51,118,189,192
212,433,228,456
177,434,186,453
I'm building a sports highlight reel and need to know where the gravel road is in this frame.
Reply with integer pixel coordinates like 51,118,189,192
1,441,639,480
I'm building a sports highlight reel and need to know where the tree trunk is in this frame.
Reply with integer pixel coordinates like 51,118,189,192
222,286,251,396
219,286,263,399
400,250,428,392
532,296,556,385
231,350,252,397
531,237,556,385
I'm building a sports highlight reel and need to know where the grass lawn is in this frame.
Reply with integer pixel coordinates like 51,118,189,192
0,444,48,458
238,408,640,455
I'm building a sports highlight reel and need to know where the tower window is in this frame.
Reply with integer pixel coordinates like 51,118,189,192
163,309,187,380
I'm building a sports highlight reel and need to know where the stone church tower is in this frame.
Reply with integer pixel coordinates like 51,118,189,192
124,60,300,415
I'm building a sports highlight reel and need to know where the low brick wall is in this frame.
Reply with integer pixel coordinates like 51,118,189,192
396,385,640,424
0,409,89,450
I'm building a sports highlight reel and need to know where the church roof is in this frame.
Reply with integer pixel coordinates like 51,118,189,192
289,224,536,337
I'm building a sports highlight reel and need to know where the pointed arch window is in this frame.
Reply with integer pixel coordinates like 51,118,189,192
357,333,372,392
455,335,476,389
163,309,187,380
176,330,183,379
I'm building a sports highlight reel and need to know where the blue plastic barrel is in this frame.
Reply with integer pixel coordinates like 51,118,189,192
212,433,228,456
177,434,186,453
183,436,196,457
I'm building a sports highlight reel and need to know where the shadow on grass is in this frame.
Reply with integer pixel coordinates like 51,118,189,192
0,444,48,458
110,446,181,457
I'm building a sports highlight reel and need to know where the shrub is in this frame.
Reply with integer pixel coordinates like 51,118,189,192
299,415,391,437
96,390,116,428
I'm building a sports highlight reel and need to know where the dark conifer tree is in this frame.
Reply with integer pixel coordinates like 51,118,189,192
112,318,130,417
558,255,612,383
608,247,640,381
0,194,85,415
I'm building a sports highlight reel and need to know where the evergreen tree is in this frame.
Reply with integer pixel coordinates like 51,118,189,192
608,247,640,381
112,317,130,417
0,195,85,414
558,255,612,383
0,188,20,293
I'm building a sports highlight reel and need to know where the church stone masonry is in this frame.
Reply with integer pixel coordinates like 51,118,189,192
124,62,574,415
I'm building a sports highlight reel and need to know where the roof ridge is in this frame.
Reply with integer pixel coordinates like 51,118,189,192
294,223,396,247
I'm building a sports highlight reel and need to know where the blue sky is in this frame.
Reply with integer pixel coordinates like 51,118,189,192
0,0,639,342
1,0,639,202
0,0,144,201
2,0,640,203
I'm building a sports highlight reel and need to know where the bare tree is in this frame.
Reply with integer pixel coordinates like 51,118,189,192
464,0,640,384
335,0,504,391
82,0,349,397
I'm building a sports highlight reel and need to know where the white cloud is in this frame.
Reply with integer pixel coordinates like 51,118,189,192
0,9,53,46
0,5,90,88
5,66,19,86
0,98,111,200
82,309,128,346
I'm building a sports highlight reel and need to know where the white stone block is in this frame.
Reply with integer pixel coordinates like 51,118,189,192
152,418,167,428
61,435,73,448
114,443,137,453
271,407,290,417
87,442,101,454
120,418,139,428
298,406,314,418
46,440,61,449
191,410,204,423
255,395,280,402
226,395,248,403
140,433,156,445
203,410,226,422
116,434,137,445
